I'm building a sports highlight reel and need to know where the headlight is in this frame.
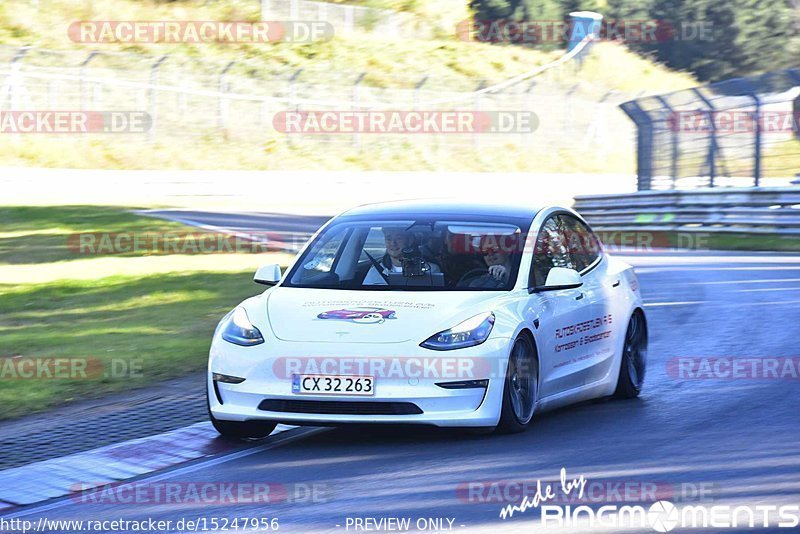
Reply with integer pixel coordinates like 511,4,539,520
220,307,264,346
420,312,495,351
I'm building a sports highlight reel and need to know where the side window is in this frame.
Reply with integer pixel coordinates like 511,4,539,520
291,226,348,283
530,216,574,287
558,215,602,272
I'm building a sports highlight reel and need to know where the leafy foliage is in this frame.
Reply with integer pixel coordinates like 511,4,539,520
470,0,799,81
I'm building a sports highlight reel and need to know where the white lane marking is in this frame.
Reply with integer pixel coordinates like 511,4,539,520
683,278,800,286
733,287,800,293
644,301,706,307
636,266,800,274
3,427,327,518
620,256,800,265
645,299,800,308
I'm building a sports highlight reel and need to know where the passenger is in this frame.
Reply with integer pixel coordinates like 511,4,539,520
363,227,440,285
468,237,513,289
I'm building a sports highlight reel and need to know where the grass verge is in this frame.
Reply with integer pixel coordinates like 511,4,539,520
0,205,287,420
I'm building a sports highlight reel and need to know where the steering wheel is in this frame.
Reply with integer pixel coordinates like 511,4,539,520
457,268,489,287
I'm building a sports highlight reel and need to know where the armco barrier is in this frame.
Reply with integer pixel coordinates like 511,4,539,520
573,187,800,235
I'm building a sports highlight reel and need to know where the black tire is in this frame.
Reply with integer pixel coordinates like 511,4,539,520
207,390,277,440
614,310,647,398
497,334,539,434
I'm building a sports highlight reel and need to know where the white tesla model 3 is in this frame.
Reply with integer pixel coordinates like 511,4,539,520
208,200,647,438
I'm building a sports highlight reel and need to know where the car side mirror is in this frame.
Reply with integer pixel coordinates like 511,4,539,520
530,267,583,292
254,264,282,286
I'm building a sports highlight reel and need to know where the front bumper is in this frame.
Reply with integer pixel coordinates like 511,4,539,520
208,336,512,427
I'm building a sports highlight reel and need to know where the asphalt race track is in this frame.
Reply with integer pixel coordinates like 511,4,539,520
3,211,800,533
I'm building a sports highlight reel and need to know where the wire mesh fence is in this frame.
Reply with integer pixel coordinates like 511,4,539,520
621,69,800,190
0,43,639,163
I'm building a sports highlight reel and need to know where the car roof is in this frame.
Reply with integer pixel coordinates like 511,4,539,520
339,199,544,221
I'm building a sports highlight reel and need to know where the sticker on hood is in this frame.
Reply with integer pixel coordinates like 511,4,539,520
316,307,397,324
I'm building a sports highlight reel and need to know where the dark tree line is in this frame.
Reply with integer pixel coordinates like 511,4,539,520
468,0,799,81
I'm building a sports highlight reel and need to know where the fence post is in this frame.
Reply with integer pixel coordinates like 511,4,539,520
148,55,168,141
261,0,268,20
352,72,366,149
414,75,428,110
620,100,653,191
564,85,576,135
344,6,354,33
3,47,31,110
287,68,303,146
473,79,486,150
788,69,800,141
692,88,717,188
290,0,299,19
524,79,536,147
79,52,100,111
749,93,762,187
218,61,235,135
655,95,679,189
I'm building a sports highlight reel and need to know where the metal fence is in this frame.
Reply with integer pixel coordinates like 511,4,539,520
0,43,639,159
620,69,800,191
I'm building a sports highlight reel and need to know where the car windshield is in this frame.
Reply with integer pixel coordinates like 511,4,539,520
283,217,529,291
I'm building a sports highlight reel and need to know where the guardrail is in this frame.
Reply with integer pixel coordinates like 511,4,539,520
573,187,800,235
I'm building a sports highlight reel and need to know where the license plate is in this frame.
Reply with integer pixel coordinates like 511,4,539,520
292,374,374,396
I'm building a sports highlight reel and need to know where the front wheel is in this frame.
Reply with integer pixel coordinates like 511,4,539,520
614,311,647,398
497,335,539,434
207,391,277,440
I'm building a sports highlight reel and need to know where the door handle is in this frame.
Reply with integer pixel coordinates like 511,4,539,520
612,279,621,287
575,292,584,300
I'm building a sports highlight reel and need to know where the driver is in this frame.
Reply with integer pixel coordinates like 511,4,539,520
363,227,440,285
467,236,513,289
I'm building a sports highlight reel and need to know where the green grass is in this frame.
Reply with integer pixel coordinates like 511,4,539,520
706,233,800,252
0,206,189,264
0,272,255,419
0,206,288,419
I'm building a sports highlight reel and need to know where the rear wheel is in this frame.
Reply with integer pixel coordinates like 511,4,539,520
207,391,277,440
498,335,539,433
614,311,647,398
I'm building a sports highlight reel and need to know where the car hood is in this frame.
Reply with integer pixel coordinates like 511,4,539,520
265,287,500,344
